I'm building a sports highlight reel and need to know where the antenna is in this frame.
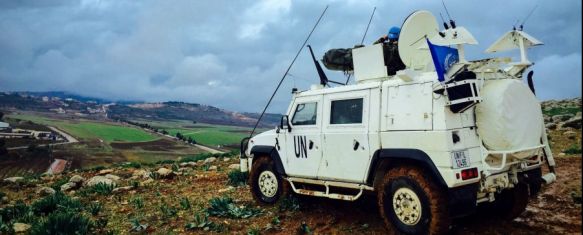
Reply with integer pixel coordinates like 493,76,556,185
439,12,449,30
441,0,456,28
520,5,538,30
249,5,328,138
512,19,519,31
360,7,377,45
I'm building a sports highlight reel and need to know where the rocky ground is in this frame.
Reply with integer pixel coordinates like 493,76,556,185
0,98,580,234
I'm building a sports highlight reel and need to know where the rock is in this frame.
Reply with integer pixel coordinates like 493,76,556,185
544,116,551,123
223,157,230,162
218,186,235,193
132,169,151,179
36,186,56,196
545,123,557,130
228,164,240,170
105,174,121,181
562,117,582,129
576,112,582,118
559,153,566,156
203,157,217,164
13,223,31,233
68,175,85,184
60,182,77,191
140,178,154,186
85,176,116,187
178,167,191,172
112,186,133,194
208,166,218,171
1,196,8,203
179,162,196,167
3,177,24,183
156,168,175,179
98,169,114,175
565,130,578,138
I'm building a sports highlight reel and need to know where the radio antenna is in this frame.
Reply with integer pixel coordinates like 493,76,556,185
360,7,376,45
441,0,456,28
439,12,449,30
520,5,538,30
249,5,328,138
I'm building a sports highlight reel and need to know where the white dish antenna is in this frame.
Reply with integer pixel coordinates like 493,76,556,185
398,10,439,70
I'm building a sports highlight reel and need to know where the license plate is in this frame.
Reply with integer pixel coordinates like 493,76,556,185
452,150,470,169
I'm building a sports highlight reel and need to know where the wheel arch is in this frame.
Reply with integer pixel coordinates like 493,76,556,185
367,148,448,189
250,145,286,175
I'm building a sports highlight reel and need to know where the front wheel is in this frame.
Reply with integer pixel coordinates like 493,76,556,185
249,157,287,204
377,166,450,235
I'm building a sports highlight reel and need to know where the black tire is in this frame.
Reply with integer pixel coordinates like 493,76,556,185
378,166,450,235
249,157,287,204
525,168,543,197
492,183,529,219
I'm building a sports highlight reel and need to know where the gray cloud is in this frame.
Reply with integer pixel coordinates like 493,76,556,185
0,0,581,113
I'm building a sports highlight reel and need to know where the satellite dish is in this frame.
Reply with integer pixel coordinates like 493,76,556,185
398,10,439,70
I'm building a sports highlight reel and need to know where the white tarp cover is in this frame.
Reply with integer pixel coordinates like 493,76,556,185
475,79,543,152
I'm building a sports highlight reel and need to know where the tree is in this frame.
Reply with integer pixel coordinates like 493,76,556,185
0,111,4,120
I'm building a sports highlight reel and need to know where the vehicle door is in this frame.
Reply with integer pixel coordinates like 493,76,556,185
318,90,371,183
284,95,324,178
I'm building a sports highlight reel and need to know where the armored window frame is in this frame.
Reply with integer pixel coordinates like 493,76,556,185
330,98,363,124
291,102,318,126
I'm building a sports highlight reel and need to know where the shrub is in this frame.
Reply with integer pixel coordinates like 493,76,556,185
50,177,70,191
82,183,115,196
0,200,32,222
180,197,191,210
159,203,178,218
278,195,300,212
564,144,582,155
227,170,248,186
90,166,106,172
29,211,93,235
131,197,144,210
118,162,141,169
185,212,225,232
88,202,102,216
31,192,82,215
156,159,175,165
207,196,262,219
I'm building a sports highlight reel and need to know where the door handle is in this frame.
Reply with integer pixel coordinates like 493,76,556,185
309,140,314,150
353,140,360,151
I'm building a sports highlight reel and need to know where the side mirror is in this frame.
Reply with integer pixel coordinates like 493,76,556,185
280,115,292,132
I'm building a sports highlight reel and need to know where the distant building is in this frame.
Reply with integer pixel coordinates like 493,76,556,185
42,96,49,102
0,122,9,130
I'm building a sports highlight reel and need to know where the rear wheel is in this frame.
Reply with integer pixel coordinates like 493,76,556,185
377,166,450,235
492,183,529,219
249,157,286,204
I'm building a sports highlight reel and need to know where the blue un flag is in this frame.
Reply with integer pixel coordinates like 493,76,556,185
426,38,459,82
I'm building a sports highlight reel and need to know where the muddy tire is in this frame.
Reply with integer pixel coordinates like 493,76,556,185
377,166,450,235
492,183,529,219
249,157,287,204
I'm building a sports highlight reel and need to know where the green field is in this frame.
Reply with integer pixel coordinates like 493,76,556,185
8,114,158,143
138,119,262,147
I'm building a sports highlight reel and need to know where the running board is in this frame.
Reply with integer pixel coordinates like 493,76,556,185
286,177,374,201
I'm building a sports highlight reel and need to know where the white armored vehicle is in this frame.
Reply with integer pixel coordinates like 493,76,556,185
240,10,556,234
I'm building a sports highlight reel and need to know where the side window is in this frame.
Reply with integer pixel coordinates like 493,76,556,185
291,102,318,126
330,98,363,124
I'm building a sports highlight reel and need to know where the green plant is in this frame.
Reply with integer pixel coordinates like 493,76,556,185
207,196,262,219
88,202,102,216
156,159,175,164
90,166,106,172
30,211,93,235
89,183,116,195
50,177,70,191
31,192,82,215
0,200,33,223
201,164,211,171
0,216,14,234
278,195,300,212
119,162,141,169
227,170,248,186
185,212,213,231
564,144,582,154
180,197,191,210
131,180,140,188
172,163,180,172
149,172,161,180
247,226,260,235
131,197,144,210
159,203,178,218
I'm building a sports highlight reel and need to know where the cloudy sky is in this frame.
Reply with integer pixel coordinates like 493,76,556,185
0,0,581,113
